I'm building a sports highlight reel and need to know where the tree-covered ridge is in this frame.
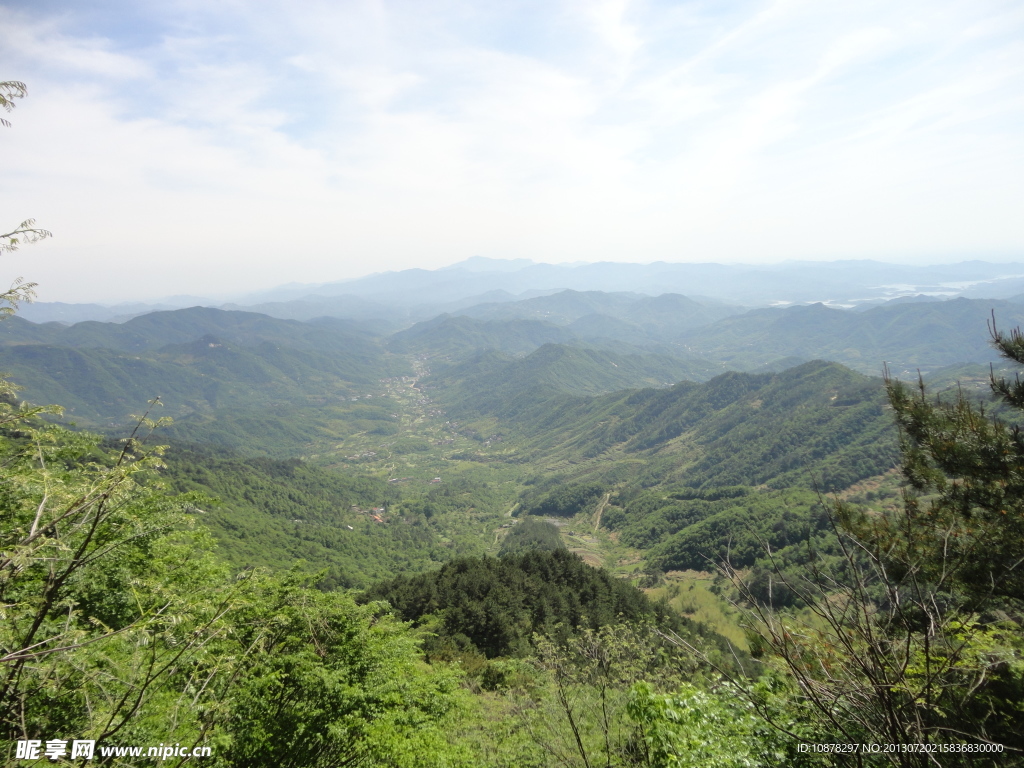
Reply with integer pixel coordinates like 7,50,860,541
385,294,732,381
0,307,409,427
360,549,709,660
426,343,721,403
3,294,1018,458
424,362,897,599
455,289,742,335
498,517,565,556
385,291,1024,379
679,296,1024,374
521,482,606,518
388,314,577,356
0,306,380,353
159,399,411,458
601,486,828,571
713,330,1024,762
442,360,896,493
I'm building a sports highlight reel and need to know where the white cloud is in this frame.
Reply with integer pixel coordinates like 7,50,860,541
5,16,152,80
0,0,1022,301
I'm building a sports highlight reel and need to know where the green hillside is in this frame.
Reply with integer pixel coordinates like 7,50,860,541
360,549,714,659
436,360,895,492
159,443,508,589
458,289,643,323
680,297,1024,374
387,314,576,357
0,308,409,430
457,289,742,337
426,343,720,408
565,312,652,344
0,306,382,352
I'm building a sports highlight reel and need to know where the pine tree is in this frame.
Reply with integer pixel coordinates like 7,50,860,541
724,319,1024,766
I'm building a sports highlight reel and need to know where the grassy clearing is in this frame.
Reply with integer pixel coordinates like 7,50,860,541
647,571,748,650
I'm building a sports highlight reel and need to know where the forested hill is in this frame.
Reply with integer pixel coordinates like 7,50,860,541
387,292,1022,379
386,291,742,362
424,344,723,402
388,314,576,357
453,289,742,336
0,306,379,351
679,296,1024,374
360,549,726,661
7,296,1020,434
438,360,896,492
0,307,408,426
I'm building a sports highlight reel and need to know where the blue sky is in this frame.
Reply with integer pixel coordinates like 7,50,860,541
2,0,1023,302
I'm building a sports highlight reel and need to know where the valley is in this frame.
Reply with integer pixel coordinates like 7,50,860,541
4,275,1022,766
0,288,995,590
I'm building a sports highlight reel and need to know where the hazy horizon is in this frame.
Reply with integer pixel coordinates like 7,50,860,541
10,253,1024,308
2,0,1023,302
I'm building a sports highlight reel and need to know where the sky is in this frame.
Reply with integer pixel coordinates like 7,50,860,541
1,0,1023,303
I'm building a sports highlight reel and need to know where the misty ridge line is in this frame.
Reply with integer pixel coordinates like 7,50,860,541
16,256,1024,326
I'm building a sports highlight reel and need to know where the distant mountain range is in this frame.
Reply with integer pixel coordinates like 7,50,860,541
2,284,1019,444
20,257,1024,325
389,289,1020,377
0,308,406,427
679,297,1024,376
